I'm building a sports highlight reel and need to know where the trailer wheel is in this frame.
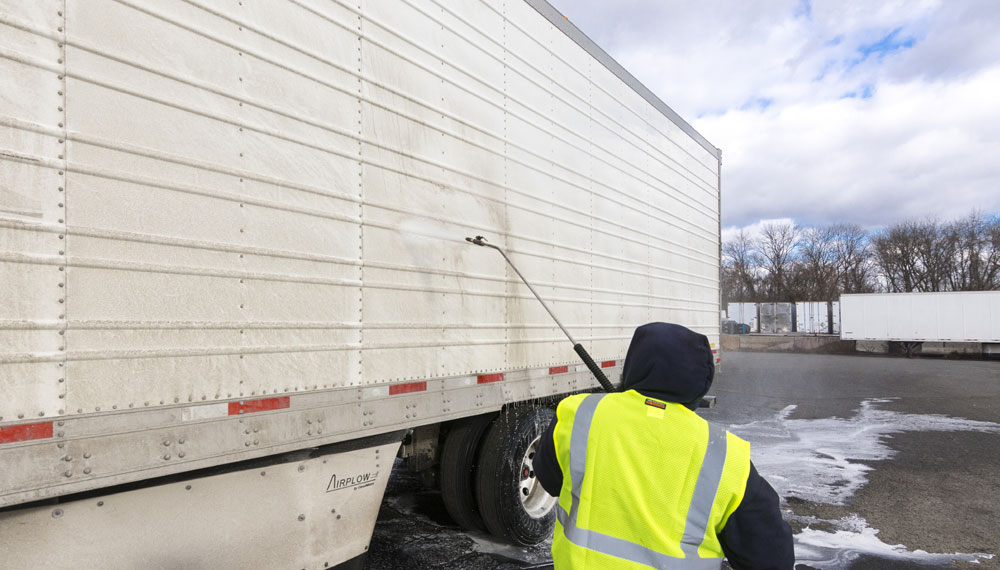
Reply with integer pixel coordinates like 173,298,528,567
439,412,497,531
475,406,557,546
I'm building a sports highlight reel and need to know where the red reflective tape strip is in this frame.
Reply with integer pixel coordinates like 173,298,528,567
389,381,427,395
228,396,290,415
0,422,54,444
477,373,504,384
601,360,616,368
549,366,569,375
712,350,718,354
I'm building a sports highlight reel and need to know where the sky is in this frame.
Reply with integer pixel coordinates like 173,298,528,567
546,0,1000,236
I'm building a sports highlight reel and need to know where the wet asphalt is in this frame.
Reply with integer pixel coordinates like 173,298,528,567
364,351,1000,569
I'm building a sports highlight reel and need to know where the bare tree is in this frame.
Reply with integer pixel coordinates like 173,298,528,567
756,222,799,301
873,220,934,292
721,229,759,302
721,209,997,304
915,218,952,292
798,226,838,301
945,211,1000,291
830,223,875,293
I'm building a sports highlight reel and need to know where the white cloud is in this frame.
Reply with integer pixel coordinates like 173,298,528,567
547,0,1000,230
721,218,796,244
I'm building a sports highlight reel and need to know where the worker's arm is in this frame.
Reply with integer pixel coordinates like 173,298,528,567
533,418,562,496
719,462,795,570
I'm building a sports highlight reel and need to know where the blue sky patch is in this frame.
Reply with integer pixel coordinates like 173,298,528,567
740,97,775,112
794,0,812,20
858,28,916,59
841,84,875,99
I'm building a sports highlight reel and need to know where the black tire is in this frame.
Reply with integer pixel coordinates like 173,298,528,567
475,406,557,546
439,412,497,531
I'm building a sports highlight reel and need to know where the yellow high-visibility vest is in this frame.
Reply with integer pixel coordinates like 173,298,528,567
551,390,751,570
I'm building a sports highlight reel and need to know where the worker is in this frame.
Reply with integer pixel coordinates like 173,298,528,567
533,322,794,569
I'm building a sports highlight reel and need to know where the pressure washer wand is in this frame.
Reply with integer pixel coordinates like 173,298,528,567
465,235,616,393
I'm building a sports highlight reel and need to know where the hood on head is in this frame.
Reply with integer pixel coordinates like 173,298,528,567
620,322,714,409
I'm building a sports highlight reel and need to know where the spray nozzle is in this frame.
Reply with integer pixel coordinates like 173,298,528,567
465,235,488,246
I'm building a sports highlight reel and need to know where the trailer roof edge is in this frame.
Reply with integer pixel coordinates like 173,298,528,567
524,0,721,161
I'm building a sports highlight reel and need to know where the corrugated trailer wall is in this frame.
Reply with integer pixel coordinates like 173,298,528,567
1,0,721,505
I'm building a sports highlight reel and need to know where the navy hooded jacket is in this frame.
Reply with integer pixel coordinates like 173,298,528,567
533,323,795,570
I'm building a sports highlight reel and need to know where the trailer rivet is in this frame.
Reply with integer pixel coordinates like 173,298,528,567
52,509,64,518
245,442,251,447
253,440,258,445
58,442,65,448
307,431,313,436
298,465,305,472
179,438,185,444
57,431,64,437
260,471,266,476
252,428,258,434
163,454,171,460
163,440,171,446
298,514,306,521
18,413,24,419
97,501,104,507
83,468,91,474
58,421,64,427
64,471,72,478
186,485,192,490
307,419,312,424
83,452,91,459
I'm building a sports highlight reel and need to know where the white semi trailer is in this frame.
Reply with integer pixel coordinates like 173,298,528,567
0,1,723,567
841,292,1000,356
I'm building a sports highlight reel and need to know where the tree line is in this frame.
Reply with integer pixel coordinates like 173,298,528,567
721,210,1000,304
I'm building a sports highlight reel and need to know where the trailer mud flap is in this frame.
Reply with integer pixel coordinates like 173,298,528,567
0,438,401,570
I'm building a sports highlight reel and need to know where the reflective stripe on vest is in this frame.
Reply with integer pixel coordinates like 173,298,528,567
557,393,727,570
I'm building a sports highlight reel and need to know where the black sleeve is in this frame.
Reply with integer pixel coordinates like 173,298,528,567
719,462,795,570
533,416,563,497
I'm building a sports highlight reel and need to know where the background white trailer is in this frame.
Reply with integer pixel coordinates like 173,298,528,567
840,292,1000,357
0,0,722,567
840,292,1000,342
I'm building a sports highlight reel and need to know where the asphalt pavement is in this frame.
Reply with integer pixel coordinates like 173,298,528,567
364,351,1000,569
